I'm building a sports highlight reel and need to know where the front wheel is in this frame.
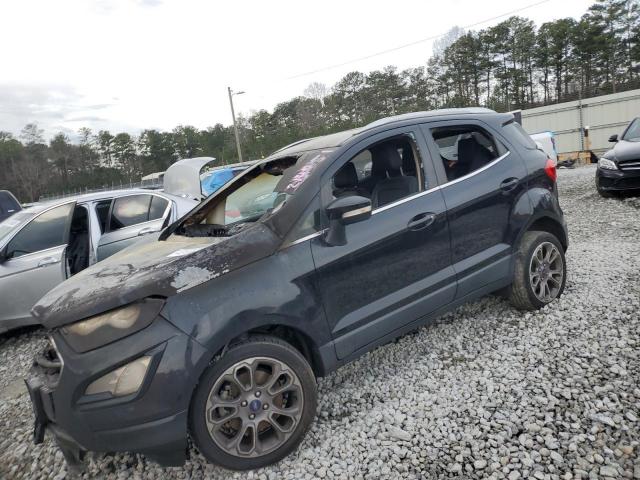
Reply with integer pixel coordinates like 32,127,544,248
189,335,317,470
508,231,566,310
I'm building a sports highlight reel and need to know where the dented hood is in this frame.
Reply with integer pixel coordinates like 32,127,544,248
32,223,279,329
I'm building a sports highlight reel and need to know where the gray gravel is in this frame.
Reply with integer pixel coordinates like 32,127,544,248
1,165,639,480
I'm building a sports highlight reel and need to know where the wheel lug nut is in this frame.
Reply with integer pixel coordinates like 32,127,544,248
249,414,255,419
263,404,269,410
241,401,247,407
255,391,261,397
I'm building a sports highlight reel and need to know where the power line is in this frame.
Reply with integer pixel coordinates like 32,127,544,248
285,0,551,81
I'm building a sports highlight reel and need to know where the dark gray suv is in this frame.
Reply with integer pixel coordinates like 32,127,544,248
26,108,568,472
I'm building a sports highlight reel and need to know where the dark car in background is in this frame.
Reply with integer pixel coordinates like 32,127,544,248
26,108,568,472
0,190,21,223
596,117,640,197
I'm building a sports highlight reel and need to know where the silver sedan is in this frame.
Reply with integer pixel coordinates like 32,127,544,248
0,189,197,333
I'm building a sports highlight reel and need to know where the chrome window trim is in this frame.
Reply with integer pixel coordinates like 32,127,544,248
282,229,326,249
372,185,441,215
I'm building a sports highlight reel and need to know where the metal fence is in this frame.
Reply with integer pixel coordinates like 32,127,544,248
38,180,164,202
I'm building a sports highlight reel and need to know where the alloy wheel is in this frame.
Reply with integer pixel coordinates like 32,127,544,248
205,356,304,458
529,241,564,303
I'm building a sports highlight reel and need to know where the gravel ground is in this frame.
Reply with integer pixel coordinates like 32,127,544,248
1,165,639,480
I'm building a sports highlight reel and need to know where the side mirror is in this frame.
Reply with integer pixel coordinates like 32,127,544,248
608,134,618,143
0,247,7,264
324,195,372,246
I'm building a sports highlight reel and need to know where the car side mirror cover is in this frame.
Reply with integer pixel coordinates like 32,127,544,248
0,247,7,264
608,134,618,143
324,196,372,246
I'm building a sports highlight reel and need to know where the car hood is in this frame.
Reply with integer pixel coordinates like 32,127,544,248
32,222,279,329
608,140,640,162
163,156,216,201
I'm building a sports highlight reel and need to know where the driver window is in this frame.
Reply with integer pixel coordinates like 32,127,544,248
6,203,73,258
330,135,423,209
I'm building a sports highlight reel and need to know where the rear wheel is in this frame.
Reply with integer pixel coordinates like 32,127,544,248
189,335,317,470
508,231,566,310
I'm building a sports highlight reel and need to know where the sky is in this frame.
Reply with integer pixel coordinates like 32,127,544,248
1,0,595,141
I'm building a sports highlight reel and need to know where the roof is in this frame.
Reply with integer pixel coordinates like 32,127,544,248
272,108,497,157
32,188,187,209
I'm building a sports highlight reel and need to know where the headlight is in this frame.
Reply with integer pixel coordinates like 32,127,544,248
61,299,164,353
85,356,151,397
598,157,618,170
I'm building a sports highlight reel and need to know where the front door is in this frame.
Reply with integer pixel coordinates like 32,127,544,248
0,202,75,326
310,128,455,359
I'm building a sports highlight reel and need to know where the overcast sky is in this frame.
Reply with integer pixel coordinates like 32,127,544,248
1,0,594,141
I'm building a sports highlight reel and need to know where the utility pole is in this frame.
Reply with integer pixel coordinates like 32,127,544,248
228,87,245,163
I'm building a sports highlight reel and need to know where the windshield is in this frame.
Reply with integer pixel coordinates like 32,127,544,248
177,149,334,238
622,118,640,142
0,211,36,244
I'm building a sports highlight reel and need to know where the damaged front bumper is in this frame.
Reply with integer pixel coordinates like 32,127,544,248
24,315,211,471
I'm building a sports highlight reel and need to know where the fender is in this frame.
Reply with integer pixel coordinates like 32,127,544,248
513,186,568,255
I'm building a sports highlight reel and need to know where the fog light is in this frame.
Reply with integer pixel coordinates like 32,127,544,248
85,356,151,397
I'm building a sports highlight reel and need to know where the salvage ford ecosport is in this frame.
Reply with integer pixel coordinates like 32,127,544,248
26,108,568,471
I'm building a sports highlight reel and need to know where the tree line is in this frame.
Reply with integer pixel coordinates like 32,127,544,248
1,0,638,202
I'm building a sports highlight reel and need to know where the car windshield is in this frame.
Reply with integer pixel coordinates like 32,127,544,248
0,211,36,244
177,149,334,237
622,119,640,142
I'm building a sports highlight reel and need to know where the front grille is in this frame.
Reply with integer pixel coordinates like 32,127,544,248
618,160,640,171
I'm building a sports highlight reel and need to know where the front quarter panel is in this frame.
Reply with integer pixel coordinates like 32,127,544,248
164,240,330,363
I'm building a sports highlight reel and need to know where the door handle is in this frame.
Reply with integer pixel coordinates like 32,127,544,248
407,213,436,231
138,227,159,236
500,177,519,192
38,257,58,267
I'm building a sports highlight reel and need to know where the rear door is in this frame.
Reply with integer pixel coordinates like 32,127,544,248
0,202,75,326
96,194,170,261
421,120,527,299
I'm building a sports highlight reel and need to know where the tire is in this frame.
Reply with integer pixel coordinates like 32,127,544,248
189,335,317,470
508,231,566,310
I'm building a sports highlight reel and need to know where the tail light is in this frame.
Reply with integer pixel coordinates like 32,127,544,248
544,158,557,182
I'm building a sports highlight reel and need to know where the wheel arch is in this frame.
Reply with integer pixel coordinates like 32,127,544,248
523,215,568,251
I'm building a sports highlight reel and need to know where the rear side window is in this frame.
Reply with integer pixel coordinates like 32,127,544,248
429,125,506,182
110,195,152,230
6,204,73,258
149,196,169,221
503,121,537,150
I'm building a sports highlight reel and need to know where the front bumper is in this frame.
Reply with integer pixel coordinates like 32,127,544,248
24,316,211,469
596,167,640,191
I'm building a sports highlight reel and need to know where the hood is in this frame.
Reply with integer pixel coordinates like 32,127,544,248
608,140,640,162
32,223,279,329
163,157,216,201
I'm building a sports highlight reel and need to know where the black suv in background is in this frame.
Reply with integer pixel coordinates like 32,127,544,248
596,117,640,197
27,108,568,472
0,190,21,223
